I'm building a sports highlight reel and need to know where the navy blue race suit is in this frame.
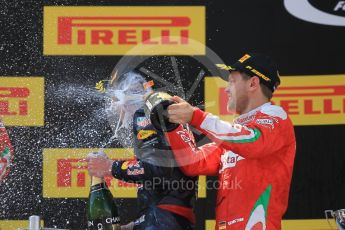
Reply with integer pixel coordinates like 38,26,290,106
111,108,197,230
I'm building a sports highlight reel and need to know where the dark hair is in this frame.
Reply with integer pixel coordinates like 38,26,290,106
240,72,273,99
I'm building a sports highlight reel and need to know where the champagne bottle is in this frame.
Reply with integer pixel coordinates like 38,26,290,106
87,176,121,230
144,91,178,132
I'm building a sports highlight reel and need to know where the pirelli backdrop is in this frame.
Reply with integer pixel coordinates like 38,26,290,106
1,0,345,229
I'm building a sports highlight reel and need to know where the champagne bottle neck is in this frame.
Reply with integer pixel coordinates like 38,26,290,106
91,176,104,186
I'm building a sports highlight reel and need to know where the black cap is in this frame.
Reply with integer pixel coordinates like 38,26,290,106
216,53,281,92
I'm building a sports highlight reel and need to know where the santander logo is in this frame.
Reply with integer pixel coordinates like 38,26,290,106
284,0,345,26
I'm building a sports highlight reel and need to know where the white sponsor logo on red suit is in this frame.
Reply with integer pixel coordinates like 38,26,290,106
219,151,244,173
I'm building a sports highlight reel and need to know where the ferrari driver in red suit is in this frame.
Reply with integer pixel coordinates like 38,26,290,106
0,118,13,183
165,53,296,230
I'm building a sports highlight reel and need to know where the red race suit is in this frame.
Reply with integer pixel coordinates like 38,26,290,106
0,119,13,182
165,102,296,230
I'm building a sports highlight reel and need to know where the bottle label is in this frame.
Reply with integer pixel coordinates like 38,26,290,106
88,217,121,229
90,182,109,193
91,176,104,186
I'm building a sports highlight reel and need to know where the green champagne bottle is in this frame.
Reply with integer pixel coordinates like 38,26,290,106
87,176,121,230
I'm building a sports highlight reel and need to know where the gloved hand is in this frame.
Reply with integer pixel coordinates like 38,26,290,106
86,150,113,178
